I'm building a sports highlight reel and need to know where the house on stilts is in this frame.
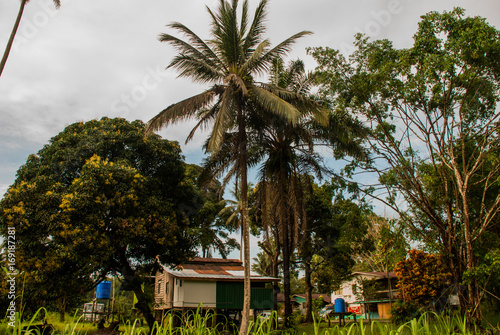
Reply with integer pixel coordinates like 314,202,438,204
154,257,279,322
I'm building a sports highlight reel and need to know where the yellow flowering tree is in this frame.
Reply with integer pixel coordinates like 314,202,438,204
0,118,197,329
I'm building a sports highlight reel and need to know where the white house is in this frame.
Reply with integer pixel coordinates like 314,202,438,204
331,272,398,319
154,257,279,318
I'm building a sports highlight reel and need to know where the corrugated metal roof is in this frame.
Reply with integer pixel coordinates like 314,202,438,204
162,258,280,282
165,269,279,282
353,272,398,279
190,257,242,265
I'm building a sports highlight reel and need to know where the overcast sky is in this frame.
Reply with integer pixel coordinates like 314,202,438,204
1,0,499,258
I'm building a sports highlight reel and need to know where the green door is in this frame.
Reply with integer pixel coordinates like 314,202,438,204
216,282,243,309
216,282,274,310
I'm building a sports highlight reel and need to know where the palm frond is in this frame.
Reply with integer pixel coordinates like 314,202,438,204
251,86,300,124
239,0,249,40
160,34,224,83
185,106,218,144
240,39,270,75
166,22,224,71
258,83,329,126
169,55,224,83
243,0,268,54
146,87,221,135
259,31,313,66
210,0,242,67
207,87,238,152
269,58,285,86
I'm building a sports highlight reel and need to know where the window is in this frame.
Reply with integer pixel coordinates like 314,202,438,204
335,287,343,295
351,284,357,294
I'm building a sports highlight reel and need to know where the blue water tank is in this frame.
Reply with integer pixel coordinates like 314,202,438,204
96,281,112,299
334,298,346,313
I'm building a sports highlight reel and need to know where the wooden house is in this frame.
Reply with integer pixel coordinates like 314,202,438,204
331,272,398,320
154,258,280,318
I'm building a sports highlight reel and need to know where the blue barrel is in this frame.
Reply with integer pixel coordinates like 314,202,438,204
334,298,346,313
96,281,112,299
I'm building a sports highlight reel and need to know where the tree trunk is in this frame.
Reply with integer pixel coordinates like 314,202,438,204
304,261,313,323
132,284,156,333
272,251,279,313
463,209,482,327
57,295,67,322
282,216,292,328
0,0,27,77
119,254,157,334
237,106,251,335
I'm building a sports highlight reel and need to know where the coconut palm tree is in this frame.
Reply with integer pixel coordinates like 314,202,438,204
146,1,318,332
250,58,368,325
0,0,61,77
246,59,325,326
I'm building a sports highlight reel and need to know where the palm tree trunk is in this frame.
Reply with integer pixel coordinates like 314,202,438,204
282,216,292,328
304,261,313,323
272,251,279,312
238,106,251,335
0,0,27,77
240,228,243,261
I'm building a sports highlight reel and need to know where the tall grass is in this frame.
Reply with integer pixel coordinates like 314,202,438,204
1,308,43,335
1,308,497,335
319,312,486,335
1,309,92,335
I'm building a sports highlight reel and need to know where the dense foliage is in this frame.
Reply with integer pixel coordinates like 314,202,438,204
394,249,453,308
310,8,500,324
0,117,197,328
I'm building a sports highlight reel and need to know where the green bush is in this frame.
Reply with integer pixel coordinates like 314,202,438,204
390,299,420,324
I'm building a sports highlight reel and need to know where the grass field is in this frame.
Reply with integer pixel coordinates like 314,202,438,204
1,309,499,335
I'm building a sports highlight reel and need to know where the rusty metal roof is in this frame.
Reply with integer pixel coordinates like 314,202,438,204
353,271,398,279
161,257,279,282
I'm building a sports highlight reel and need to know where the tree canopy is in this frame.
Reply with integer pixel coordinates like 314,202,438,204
310,8,500,324
0,117,196,329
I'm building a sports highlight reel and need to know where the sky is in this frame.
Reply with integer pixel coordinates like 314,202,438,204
1,0,499,259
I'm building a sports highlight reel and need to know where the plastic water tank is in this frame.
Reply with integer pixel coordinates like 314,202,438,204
96,281,112,299
334,298,346,313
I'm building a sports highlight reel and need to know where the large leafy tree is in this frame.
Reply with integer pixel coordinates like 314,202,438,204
0,118,196,331
302,184,374,322
145,1,316,332
0,0,61,76
310,8,500,325
355,216,409,274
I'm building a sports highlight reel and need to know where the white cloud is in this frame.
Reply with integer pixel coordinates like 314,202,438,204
1,0,499,227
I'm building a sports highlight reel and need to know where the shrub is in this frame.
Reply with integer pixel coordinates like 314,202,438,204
390,299,420,324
